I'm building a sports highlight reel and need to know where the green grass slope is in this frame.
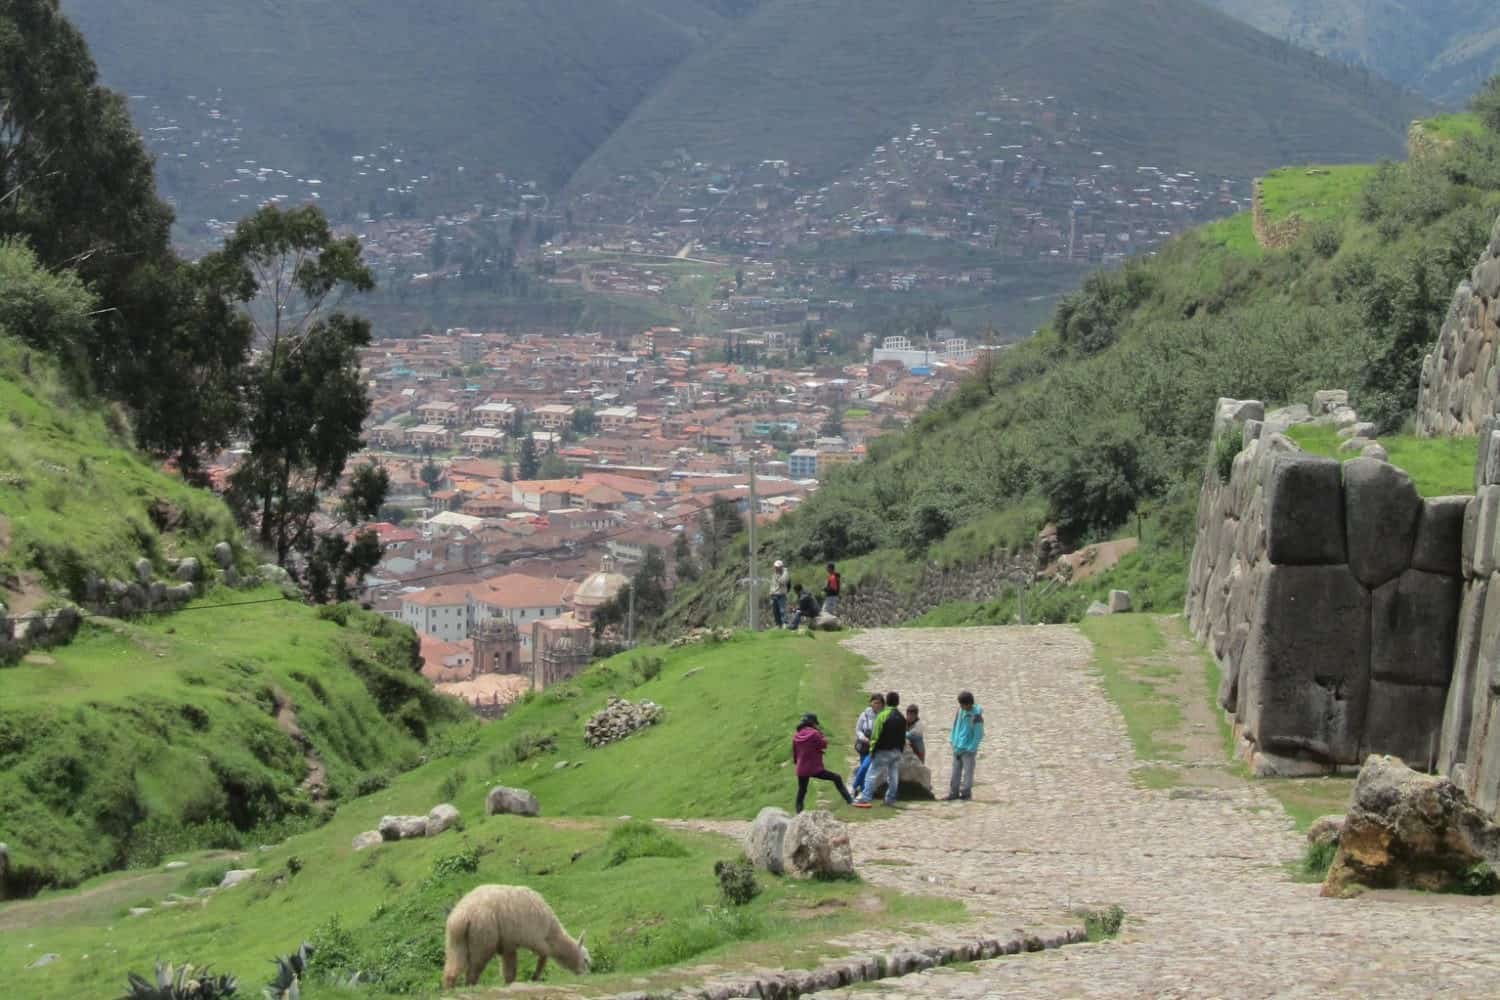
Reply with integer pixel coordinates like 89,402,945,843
1206,0,1500,104
0,632,963,999
0,323,465,894
575,0,1429,187
0,335,240,604
0,593,464,895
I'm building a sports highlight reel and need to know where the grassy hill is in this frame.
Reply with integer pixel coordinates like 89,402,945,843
662,111,1500,633
0,315,467,894
60,0,750,219
0,632,964,998
574,0,1430,188
1206,0,1500,104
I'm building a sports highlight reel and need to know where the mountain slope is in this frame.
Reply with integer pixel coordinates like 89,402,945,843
1206,0,1500,104
573,0,1430,188
59,0,749,218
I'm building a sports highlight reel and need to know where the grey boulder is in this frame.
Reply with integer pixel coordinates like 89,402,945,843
745,806,792,875
427,803,461,835
377,815,428,840
1265,455,1345,565
485,785,540,817
780,809,854,880
1323,755,1500,896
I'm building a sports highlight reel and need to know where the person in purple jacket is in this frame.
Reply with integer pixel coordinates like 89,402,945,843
791,713,854,813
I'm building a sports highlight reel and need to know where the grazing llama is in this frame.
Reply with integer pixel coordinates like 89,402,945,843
441,884,590,988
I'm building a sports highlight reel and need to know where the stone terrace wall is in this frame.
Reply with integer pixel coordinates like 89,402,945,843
1415,213,1500,436
1187,396,1467,776
840,551,1029,628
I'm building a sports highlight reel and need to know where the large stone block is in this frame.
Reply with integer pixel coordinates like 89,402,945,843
1312,389,1349,415
1343,459,1420,588
1439,578,1490,776
1363,681,1450,767
1412,497,1468,577
1265,455,1346,566
1238,564,1371,764
1472,486,1500,578
1370,570,1461,687
1473,697,1500,815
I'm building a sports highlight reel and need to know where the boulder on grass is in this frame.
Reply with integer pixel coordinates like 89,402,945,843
377,815,428,841
1322,755,1500,897
485,785,540,817
780,809,854,880
427,803,461,835
351,831,383,851
864,751,935,799
218,869,259,890
813,612,843,631
745,806,792,875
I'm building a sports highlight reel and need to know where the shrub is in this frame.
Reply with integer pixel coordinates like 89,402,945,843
1299,840,1336,881
713,858,760,906
506,729,556,764
431,846,482,878
1080,904,1125,942
1212,430,1241,484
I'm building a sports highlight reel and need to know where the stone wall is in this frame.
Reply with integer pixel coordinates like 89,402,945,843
1438,418,1500,814
1415,213,1500,437
839,551,1030,628
1187,395,1467,775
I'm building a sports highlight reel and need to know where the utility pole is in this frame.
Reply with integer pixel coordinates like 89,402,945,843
627,582,636,647
747,456,759,631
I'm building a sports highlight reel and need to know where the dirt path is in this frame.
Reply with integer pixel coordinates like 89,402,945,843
272,688,327,803
809,624,1500,998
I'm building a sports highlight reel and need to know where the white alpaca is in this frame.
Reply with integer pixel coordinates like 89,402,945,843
441,884,590,988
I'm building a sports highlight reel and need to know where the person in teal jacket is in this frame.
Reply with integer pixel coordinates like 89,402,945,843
945,690,984,801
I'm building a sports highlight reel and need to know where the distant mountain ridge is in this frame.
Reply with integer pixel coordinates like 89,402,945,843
575,0,1430,188
1206,0,1500,104
60,0,751,194
61,0,1429,225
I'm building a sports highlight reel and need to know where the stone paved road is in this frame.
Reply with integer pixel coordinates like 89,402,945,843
820,626,1500,999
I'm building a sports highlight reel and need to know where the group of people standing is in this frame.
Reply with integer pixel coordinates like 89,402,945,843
790,690,985,812
767,560,841,629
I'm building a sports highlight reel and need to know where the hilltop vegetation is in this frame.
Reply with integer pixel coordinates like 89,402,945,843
1207,0,1500,103
664,105,1500,632
577,0,1428,187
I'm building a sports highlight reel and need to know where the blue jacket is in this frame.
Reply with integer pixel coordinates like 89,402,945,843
949,705,984,753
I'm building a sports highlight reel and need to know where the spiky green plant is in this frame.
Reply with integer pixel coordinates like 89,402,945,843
123,961,238,999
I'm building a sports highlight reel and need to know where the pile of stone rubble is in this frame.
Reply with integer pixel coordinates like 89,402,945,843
584,697,662,748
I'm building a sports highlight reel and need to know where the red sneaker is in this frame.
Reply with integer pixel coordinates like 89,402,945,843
852,801,872,809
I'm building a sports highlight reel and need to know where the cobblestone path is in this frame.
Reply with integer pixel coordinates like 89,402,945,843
818,625,1500,999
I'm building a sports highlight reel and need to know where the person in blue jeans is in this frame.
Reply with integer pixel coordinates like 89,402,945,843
850,692,884,793
853,690,906,807
945,690,984,801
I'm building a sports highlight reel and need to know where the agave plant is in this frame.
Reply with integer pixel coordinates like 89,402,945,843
123,960,238,999
263,942,311,1000
263,943,362,999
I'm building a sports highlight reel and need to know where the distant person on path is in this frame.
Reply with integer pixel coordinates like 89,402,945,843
854,690,906,808
904,704,925,762
822,562,842,615
851,692,884,793
945,690,984,801
787,583,821,629
769,559,789,627
791,713,854,812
